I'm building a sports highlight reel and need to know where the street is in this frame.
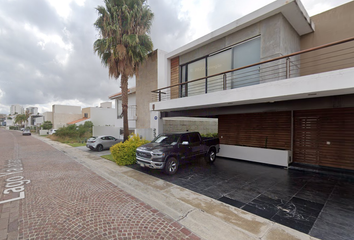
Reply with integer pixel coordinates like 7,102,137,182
0,128,200,240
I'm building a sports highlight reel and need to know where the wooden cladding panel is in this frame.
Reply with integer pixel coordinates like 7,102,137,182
219,112,291,150
294,108,354,170
170,57,179,99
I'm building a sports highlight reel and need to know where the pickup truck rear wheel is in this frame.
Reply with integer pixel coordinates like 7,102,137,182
205,149,216,164
164,157,179,175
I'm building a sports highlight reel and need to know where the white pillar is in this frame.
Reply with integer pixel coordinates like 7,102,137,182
150,111,163,138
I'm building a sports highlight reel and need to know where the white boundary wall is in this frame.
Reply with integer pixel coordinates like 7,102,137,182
218,144,291,167
93,126,120,139
135,128,154,141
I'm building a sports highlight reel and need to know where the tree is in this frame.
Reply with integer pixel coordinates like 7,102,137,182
94,0,153,141
42,121,53,130
25,109,31,126
14,114,26,126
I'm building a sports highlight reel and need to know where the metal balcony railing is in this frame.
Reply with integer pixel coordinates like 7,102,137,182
152,37,354,102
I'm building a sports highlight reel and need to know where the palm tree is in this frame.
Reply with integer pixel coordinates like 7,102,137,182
94,0,154,141
14,114,26,127
25,109,31,127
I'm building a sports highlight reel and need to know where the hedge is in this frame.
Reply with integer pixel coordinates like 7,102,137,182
110,134,149,166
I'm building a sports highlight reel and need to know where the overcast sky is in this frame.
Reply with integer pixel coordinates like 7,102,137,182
0,0,352,114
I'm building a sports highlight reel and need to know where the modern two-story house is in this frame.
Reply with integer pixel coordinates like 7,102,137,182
149,0,354,171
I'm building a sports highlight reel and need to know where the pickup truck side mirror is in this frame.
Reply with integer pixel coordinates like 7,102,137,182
181,141,189,146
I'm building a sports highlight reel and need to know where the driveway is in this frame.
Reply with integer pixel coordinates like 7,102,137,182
76,146,111,157
128,157,354,240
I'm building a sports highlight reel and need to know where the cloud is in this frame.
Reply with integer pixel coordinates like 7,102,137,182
0,0,352,115
0,0,120,114
149,0,191,52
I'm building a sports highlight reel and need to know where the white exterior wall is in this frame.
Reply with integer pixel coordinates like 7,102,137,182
52,105,82,129
218,145,291,167
53,113,82,129
100,102,112,108
135,128,154,141
89,107,116,126
93,126,120,139
53,105,81,114
5,118,14,126
157,50,169,90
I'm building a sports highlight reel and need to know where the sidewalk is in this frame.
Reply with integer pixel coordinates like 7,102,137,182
34,135,318,240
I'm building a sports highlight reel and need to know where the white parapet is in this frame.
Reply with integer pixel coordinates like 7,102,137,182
218,144,291,167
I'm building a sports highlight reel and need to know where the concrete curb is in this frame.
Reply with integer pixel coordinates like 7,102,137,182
33,135,319,240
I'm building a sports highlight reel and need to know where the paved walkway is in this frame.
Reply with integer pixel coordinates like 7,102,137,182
0,128,318,239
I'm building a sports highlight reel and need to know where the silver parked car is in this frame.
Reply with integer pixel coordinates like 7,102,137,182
22,129,31,136
86,136,121,151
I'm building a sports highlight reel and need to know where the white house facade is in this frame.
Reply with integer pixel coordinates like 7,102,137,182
148,0,354,171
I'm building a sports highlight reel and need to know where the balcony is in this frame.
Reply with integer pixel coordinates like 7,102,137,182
151,37,354,111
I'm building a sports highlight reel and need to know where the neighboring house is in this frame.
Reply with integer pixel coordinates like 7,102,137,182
78,102,117,137
108,88,137,139
10,105,24,115
52,105,82,129
42,112,53,123
30,114,44,127
0,114,6,126
148,0,354,171
5,118,14,127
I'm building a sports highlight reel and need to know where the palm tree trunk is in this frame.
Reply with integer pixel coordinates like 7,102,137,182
121,74,129,141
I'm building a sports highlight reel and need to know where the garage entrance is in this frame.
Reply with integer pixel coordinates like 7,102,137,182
294,107,354,170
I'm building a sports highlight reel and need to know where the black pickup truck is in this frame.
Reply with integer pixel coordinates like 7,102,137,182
136,132,220,175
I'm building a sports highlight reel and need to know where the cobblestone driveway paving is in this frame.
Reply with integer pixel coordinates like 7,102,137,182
0,129,201,240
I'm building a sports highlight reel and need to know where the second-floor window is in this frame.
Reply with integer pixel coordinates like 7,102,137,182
180,36,261,97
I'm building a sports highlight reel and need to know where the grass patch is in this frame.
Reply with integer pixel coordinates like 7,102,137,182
101,154,115,162
47,135,88,145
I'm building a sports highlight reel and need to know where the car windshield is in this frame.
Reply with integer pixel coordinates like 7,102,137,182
151,134,180,145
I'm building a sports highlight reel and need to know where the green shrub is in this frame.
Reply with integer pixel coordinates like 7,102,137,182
42,121,53,130
110,134,149,166
200,133,218,138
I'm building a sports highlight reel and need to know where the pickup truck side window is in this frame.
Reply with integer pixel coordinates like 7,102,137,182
152,134,181,145
189,133,201,143
180,134,189,144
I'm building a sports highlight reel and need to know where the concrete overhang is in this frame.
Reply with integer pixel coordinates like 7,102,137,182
151,67,354,112
166,0,314,59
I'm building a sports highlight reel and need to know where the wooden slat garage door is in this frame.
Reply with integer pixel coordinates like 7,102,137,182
294,108,354,170
219,111,291,150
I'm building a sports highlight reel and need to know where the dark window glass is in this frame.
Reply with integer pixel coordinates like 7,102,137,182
152,134,181,145
180,134,189,143
189,133,200,143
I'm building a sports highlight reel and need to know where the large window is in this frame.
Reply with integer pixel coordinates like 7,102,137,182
187,59,206,97
207,49,232,92
180,36,261,96
232,37,261,88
